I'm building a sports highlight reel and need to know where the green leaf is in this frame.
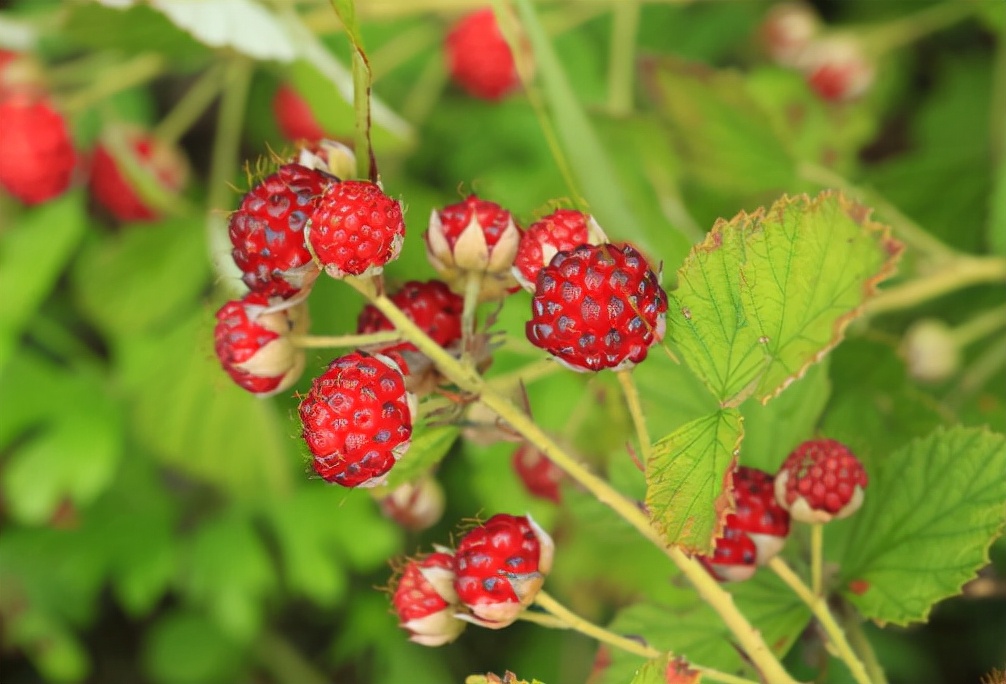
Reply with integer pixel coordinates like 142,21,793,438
142,610,243,684
6,611,90,683
642,58,796,197
828,426,1006,626
739,357,831,473
668,191,902,407
0,193,86,373
72,217,209,336
384,424,459,489
635,347,720,440
646,409,743,553
600,571,811,683
629,655,700,684
117,310,294,498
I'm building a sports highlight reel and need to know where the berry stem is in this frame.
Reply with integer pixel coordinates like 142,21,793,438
949,304,1006,349
460,270,482,364
811,523,824,597
767,557,873,684
289,331,404,349
840,604,890,684
61,53,165,113
865,256,1006,316
606,1,640,117
616,369,652,465
345,277,800,684
153,63,226,145
531,591,760,684
859,1,978,55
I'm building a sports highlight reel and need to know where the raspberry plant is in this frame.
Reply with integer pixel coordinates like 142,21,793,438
1,1,1004,684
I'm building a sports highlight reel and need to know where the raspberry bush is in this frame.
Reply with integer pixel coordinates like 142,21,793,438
1,2,1004,684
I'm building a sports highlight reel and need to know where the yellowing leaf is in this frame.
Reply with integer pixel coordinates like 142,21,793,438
646,409,743,553
668,191,902,407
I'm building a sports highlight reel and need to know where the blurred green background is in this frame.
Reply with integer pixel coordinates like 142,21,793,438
1,1,1003,683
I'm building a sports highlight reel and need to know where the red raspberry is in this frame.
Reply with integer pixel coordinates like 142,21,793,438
229,163,332,298
392,550,466,646
425,194,522,299
800,37,875,102
272,83,329,143
357,279,463,359
760,2,819,67
307,180,405,279
0,92,76,205
775,439,868,523
378,476,446,532
444,8,522,101
299,351,415,488
526,243,668,372
512,209,607,292
453,513,554,628
698,526,758,583
728,466,790,565
214,292,307,396
89,126,188,223
512,443,563,504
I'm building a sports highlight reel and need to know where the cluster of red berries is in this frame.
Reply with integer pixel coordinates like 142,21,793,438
0,52,188,219
699,439,868,582
391,513,554,646
760,2,875,102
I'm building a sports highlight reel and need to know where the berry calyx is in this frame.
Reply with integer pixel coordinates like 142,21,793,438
296,139,357,181
512,443,563,504
775,439,868,524
444,8,523,101
698,526,758,583
760,2,820,68
378,476,447,532
425,194,522,300
526,243,668,372
299,351,416,489
213,292,308,397
0,92,76,205
307,180,406,279
272,83,329,143
229,163,332,298
512,208,608,293
392,551,466,646
89,126,189,223
729,466,791,565
453,513,554,628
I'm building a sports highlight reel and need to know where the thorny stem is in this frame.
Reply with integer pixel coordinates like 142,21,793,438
344,276,800,684
153,63,226,145
811,523,824,597
532,592,760,684
865,257,1006,316
616,369,652,465
768,557,872,684
290,331,403,349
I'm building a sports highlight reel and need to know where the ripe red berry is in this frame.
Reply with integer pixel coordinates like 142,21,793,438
89,126,188,223
357,280,464,357
0,92,76,205
698,526,758,583
453,513,554,628
426,194,522,299
213,292,308,396
512,208,607,292
800,37,875,102
444,8,523,101
392,550,466,646
512,443,563,503
729,466,790,565
229,163,332,298
272,83,329,143
526,243,668,372
299,351,415,488
307,180,405,279
775,439,868,523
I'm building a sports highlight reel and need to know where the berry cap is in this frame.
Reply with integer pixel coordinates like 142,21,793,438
774,439,868,524
526,243,668,372
392,551,467,646
296,138,356,181
512,208,608,293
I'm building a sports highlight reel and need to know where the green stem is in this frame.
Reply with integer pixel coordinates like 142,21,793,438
461,270,482,363
947,337,1006,405
61,53,165,113
617,369,652,465
841,608,889,684
606,1,640,117
350,48,374,181
290,330,403,349
860,1,979,54
487,357,562,391
207,58,254,296
153,63,226,145
343,276,799,684
865,257,1006,316
811,523,824,597
950,304,1006,349
533,592,759,684
255,630,331,684
768,557,873,684
992,6,1006,164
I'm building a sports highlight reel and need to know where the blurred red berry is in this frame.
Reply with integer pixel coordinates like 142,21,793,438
0,92,76,205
